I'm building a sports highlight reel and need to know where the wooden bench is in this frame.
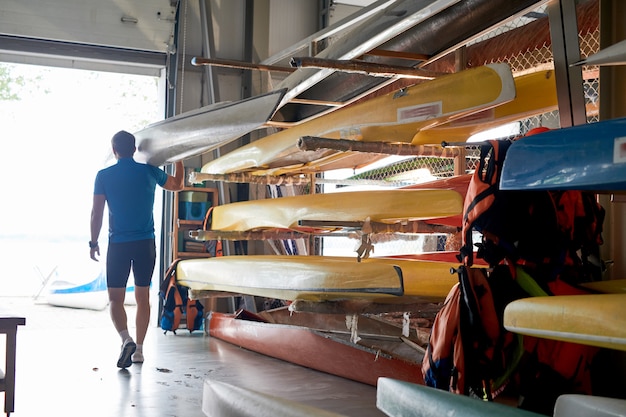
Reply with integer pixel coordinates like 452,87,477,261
0,317,25,417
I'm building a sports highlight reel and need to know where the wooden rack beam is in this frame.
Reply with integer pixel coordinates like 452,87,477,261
188,220,458,242
363,49,430,62
190,171,311,186
297,136,460,158
189,229,310,241
288,298,444,315
191,56,296,73
297,220,459,235
190,172,402,187
290,56,443,79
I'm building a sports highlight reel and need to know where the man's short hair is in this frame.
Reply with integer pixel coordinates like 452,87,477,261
112,130,136,158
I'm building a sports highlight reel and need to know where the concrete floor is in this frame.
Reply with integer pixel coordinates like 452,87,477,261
1,297,385,417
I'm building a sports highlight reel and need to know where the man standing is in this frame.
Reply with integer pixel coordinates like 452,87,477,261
89,130,184,368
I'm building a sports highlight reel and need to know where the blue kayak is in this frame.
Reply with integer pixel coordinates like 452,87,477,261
500,117,626,191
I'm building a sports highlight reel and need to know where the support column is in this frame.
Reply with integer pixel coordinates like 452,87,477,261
598,0,626,282
596,0,626,397
199,0,219,105
547,0,587,128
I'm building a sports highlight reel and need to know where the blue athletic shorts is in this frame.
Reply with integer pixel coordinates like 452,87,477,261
106,239,156,288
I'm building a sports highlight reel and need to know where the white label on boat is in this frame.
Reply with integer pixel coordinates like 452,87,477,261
614,136,626,164
397,102,442,122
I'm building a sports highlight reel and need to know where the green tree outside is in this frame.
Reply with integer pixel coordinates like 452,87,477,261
0,64,24,100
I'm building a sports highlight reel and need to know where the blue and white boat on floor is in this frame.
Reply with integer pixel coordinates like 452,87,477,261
46,262,137,310
46,265,109,311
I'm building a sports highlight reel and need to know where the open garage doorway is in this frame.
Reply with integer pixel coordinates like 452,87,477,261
0,62,163,303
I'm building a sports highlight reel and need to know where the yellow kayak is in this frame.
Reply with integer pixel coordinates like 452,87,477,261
201,64,515,175
209,189,463,232
176,255,404,302
412,69,557,145
177,255,459,302
366,257,458,299
503,294,626,351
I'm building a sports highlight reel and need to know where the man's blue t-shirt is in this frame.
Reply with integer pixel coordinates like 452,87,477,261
94,158,168,243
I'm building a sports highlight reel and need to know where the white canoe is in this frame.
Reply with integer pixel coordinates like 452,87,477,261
134,89,286,166
376,378,545,417
572,38,626,66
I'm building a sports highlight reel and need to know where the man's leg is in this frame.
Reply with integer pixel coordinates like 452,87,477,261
134,285,150,346
108,287,128,334
107,242,136,368
109,286,136,368
107,243,132,339
131,239,156,363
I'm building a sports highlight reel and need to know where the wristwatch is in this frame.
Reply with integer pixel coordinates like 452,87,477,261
89,241,99,249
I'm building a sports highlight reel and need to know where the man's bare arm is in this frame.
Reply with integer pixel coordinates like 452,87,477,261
90,194,106,261
163,161,185,191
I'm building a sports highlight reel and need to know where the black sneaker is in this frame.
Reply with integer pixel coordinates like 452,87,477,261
117,339,136,368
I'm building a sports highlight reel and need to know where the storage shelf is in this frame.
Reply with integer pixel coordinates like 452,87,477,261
177,251,214,258
173,186,218,261
178,219,204,226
